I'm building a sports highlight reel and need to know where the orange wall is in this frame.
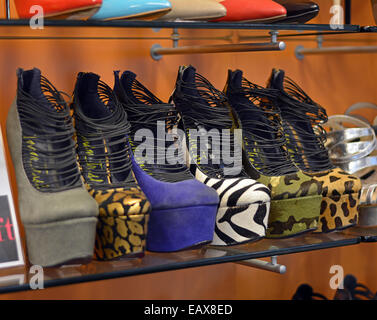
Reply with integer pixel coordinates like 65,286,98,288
0,0,377,299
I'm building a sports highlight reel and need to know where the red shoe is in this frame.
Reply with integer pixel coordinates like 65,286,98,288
211,0,286,22
14,0,103,20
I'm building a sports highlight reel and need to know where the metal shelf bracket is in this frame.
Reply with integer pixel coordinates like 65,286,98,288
5,0,10,19
295,33,377,60
236,255,287,274
151,28,286,60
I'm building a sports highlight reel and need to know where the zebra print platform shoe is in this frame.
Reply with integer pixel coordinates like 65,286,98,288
171,66,271,246
114,70,219,252
225,69,323,238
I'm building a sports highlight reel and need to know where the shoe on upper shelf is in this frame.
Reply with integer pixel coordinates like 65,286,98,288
14,0,103,20
114,70,220,252
90,0,172,21
210,0,286,23
157,0,227,21
268,69,362,233
6,68,99,267
171,65,272,245
272,0,319,24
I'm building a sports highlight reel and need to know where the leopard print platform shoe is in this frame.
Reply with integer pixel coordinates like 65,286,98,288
72,72,151,260
225,69,322,238
268,69,361,233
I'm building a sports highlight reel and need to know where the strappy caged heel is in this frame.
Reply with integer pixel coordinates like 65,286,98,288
114,70,219,252
171,66,272,246
268,69,361,233
72,72,151,261
225,69,323,238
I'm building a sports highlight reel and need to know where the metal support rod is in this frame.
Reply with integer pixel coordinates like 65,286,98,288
236,256,286,274
345,0,351,25
5,0,10,19
237,31,363,41
296,45,377,59
171,28,179,48
317,35,323,48
270,30,279,43
151,41,285,60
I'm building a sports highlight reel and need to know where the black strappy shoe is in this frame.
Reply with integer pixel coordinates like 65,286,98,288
292,284,328,300
225,69,322,238
6,68,99,267
268,69,361,233
334,274,377,300
171,65,271,246
72,72,151,261
114,70,219,252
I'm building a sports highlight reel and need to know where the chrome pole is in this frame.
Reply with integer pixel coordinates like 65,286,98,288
5,0,10,19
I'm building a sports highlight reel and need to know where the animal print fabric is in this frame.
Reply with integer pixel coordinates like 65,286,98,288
88,186,151,260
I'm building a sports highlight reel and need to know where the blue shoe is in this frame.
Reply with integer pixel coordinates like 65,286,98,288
114,70,219,252
90,0,172,20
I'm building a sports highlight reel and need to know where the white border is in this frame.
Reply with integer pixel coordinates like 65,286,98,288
0,129,24,268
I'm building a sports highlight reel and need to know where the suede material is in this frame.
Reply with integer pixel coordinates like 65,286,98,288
131,156,219,210
146,205,217,252
6,96,99,225
25,217,97,267
266,195,320,238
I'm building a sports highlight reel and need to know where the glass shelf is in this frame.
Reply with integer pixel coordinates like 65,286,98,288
361,26,377,32
0,232,360,294
343,226,377,242
0,19,361,32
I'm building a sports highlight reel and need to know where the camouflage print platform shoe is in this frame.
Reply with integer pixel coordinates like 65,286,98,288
72,72,151,260
268,69,361,233
225,69,322,238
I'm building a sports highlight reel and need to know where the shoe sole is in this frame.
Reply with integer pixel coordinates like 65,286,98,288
95,213,149,260
146,204,217,252
41,5,101,20
314,192,359,233
271,10,319,24
99,8,172,21
24,217,98,267
266,195,322,238
211,202,270,246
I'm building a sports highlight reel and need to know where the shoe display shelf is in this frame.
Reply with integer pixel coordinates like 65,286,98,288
0,19,376,295
0,231,361,294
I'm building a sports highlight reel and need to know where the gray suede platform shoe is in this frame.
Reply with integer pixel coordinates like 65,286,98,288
6,68,99,267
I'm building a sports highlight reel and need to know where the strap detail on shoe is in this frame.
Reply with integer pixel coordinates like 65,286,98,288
73,74,134,189
226,70,299,176
115,70,193,183
18,72,81,192
172,66,245,178
345,102,377,126
270,69,333,172
325,115,377,177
